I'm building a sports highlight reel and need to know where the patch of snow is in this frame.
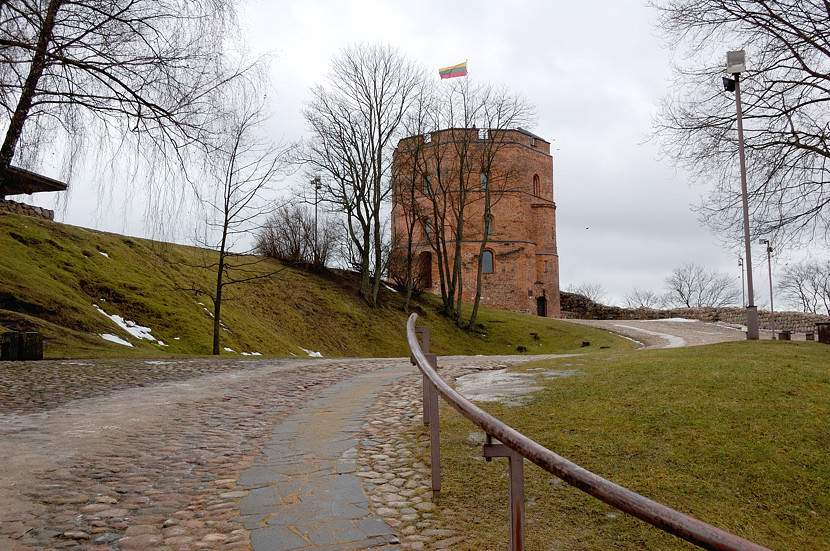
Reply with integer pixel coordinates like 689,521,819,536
197,302,214,317
240,351,262,356
644,317,697,323
157,341,167,347
98,251,109,258
455,369,581,407
383,284,399,293
224,347,236,353
174,337,181,340
613,324,686,348
99,333,133,347
299,346,323,358
93,304,157,342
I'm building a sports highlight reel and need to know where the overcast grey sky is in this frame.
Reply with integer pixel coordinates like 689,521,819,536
13,0,783,306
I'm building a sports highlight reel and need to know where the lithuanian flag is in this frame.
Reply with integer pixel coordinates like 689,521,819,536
439,61,467,79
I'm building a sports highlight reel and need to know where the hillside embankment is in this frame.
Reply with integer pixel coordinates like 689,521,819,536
0,213,629,359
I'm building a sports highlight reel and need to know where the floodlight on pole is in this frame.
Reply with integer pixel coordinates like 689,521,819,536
760,239,775,340
724,49,759,339
313,176,322,266
738,256,745,308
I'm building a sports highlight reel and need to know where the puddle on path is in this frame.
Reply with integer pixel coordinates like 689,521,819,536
454,369,581,407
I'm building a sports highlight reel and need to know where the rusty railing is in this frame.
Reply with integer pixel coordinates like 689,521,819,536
406,314,772,551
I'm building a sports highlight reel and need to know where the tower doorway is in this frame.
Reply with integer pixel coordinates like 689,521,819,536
536,295,547,317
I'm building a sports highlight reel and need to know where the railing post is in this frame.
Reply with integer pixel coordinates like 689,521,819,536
415,326,432,426
425,352,440,496
484,441,525,551
412,326,441,495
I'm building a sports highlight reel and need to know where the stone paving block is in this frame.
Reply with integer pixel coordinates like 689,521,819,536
249,525,308,551
236,487,282,516
354,516,397,538
236,467,290,489
336,459,356,474
311,474,368,505
305,519,365,546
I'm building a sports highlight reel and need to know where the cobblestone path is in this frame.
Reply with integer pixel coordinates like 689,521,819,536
0,354,555,551
0,357,401,551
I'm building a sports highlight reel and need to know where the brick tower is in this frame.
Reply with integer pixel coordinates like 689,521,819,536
391,127,560,318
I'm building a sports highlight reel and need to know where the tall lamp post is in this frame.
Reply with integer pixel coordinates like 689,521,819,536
723,50,759,340
760,239,774,339
312,176,322,266
738,256,746,308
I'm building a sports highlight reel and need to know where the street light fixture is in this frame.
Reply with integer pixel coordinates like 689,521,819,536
760,239,774,340
738,256,745,308
723,49,759,340
312,176,322,266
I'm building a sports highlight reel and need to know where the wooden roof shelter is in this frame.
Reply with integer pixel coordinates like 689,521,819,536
2,166,67,196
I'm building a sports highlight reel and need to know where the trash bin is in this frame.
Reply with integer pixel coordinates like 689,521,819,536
0,331,43,360
20,332,43,360
817,323,830,344
1,331,20,360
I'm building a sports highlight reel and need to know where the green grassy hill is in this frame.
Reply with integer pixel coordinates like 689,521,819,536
0,213,631,359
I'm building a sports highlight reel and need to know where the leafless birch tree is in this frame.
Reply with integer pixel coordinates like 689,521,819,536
664,262,739,307
778,260,830,315
300,43,425,306
186,79,289,355
652,0,830,245
0,0,253,219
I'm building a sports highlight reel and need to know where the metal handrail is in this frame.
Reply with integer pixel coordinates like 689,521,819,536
406,313,772,551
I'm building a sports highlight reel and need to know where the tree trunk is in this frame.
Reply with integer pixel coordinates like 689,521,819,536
0,0,62,195
213,250,224,355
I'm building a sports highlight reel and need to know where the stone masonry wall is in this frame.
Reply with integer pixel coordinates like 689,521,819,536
0,198,54,220
561,292,830,334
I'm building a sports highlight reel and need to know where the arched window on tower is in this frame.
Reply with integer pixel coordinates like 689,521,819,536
533,174,540,196
480,172,488,190
482,250,494,274
423,218,432,241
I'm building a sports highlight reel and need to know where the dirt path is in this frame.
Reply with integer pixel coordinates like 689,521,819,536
562,318,748,348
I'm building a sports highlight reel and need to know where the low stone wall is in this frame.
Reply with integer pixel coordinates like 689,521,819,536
561,292,830,334
0,198,54,220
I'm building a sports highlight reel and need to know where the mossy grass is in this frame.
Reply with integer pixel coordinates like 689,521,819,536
0,213,632,358
429,340,830,550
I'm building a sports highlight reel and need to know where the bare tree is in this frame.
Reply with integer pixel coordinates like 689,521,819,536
255,203,338,269
394,79,534,327
778,260,830,315
186,81,289,355
651,1,830,245
389,85,434,312
300,43,425,306
625,287,665,309
0,0,253,216
664,262,740,307
567,282,608,305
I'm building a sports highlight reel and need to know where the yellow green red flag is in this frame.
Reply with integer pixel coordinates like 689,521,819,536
438,61,467,79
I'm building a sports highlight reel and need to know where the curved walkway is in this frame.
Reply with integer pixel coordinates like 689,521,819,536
0,355,552,551
0,320,743,551
563,318,748,348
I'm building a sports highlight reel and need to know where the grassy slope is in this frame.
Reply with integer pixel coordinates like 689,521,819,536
432,340,830,550
0,213,630,358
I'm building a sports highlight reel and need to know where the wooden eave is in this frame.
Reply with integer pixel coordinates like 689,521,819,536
3,166,68,195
